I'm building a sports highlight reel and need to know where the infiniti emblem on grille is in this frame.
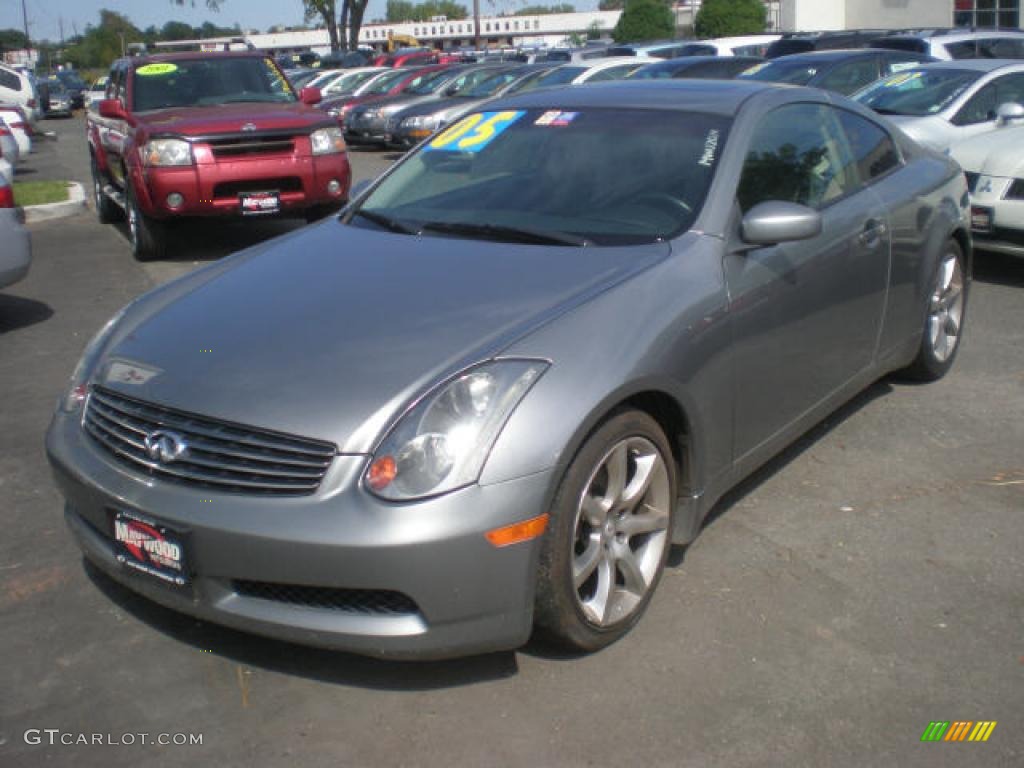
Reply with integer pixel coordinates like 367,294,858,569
144,430,189,464
241,122,257,132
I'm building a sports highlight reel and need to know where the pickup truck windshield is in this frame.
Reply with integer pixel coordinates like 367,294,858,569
132,57,295,111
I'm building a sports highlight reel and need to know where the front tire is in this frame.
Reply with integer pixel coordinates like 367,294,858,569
125,185,167,262
534,409,676,652
900,239,967,381
90,157,120,225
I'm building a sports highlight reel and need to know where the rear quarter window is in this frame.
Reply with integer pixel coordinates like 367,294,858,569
0,67,21,92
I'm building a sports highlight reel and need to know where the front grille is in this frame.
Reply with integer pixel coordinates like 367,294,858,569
233,580,419,615
1005,178,1024,200
965,171,980,193
213,177,303,199
83,387,336,495
207,134,295,158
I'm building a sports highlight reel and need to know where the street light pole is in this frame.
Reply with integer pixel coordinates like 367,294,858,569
474,0,481,49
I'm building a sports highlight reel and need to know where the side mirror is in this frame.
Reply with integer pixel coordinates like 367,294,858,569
996,102,1024,125
741,201,822,246
299,86,322,105
98,98,126,120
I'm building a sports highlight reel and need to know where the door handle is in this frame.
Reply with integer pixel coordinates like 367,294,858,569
858,219,887,247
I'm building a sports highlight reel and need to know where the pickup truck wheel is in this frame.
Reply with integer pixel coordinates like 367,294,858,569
90,158,121,224
126,187,167,262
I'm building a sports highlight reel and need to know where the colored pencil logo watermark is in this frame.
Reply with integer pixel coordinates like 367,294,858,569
921,721,997,742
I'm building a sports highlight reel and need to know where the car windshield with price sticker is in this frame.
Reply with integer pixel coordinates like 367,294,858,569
349,108,730,246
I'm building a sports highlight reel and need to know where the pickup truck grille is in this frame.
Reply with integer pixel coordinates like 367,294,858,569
207,134,295,158
83,387,336,495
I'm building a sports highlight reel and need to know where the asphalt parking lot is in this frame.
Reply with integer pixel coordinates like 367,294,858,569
1,113,1022,768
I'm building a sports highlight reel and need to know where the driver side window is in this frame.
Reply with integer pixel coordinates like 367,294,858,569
954,73,1024,125
737,103,859,213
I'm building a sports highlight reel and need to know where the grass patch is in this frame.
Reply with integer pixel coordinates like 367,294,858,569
13,180,70,206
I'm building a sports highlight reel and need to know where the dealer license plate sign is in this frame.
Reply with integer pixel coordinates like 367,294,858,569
112,511,189,586
240,191,280,216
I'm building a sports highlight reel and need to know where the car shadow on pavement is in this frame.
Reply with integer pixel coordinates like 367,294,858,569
973,250,1024,288
112,217,308,264
82,558,520,690
698,378,894,535
0,294,53,333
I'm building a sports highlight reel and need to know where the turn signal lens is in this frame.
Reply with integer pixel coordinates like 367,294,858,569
366,455,397,491
485,514,549,548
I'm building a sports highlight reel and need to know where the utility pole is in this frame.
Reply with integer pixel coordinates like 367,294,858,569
21,0,32,57
473,0,480,49
59,17,65,45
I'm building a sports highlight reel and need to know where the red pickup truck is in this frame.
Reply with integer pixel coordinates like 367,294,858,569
88,52,351,260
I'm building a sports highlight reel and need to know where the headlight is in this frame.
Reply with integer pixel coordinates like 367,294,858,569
60,308,126,412
310,126,346,155
142,138,192,167
402,115,440,130
365,360,548,500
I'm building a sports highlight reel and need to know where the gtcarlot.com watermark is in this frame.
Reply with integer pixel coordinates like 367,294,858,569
23,729,203,746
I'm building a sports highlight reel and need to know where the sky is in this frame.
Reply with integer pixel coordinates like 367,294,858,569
0,0,583,43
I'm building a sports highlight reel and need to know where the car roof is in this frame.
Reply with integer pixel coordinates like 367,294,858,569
766,49,886,63
927,29,1024,42
906,58,1024,72
487,79,786,116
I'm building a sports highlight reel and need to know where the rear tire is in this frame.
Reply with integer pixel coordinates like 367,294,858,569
900,239,967,381
534,409,676,652
91,157,121,225
125,185,167,262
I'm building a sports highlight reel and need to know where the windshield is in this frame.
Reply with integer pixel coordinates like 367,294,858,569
351,108,729,246
463,70,522,98
132,57,295,111
364,69,415,94
737,59,821,86
325,69,378,95
854,68,981,116
532,66,587,87
404,69,454,95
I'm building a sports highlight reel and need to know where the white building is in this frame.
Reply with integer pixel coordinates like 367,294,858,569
781,0,954,31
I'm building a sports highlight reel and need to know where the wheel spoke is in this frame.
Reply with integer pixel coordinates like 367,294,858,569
619,453,657,510
944,313,960,337
573,538,602,588
603,443,628,506
582,556,615,624
580,493,607,527
618,505,670,537
616,547,647,597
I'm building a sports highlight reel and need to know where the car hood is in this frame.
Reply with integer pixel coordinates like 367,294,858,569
137,102,332,135
948,124,1024,177
887,115,951,150
98,223,670,453
357,93,439,115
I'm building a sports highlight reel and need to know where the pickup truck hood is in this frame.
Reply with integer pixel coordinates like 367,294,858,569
139,102,332,136
99,222,670,453
948,124,1024,178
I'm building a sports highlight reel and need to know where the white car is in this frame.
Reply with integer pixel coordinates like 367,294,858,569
0,117,20,166
0,64,39,125
0,174,31,289
854,60,1024,151
528,57,656,88
949,123,1024,258
317,67,387,97
675,35,782,58
0,106,31,157
871,29,1024,61
84,76,108,111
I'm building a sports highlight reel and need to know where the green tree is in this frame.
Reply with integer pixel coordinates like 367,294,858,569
612,0,674,43
598,0,624,10
64,10,144,69
387,1,469,22
515,4,575,15
694,0,765,38
386,0,417,22
161,21,197,40
0,28,29,51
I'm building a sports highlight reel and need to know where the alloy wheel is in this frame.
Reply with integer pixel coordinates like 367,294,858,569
927,249,964,363
571,436,671,627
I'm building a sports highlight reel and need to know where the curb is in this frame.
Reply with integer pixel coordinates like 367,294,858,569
23,181,87,224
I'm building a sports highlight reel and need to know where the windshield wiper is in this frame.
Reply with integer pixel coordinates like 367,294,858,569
352,209,419,235
419,221,592,247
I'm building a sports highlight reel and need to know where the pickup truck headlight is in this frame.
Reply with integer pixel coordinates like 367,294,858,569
142,138,193,167
310,126,346,155
364,360,548,500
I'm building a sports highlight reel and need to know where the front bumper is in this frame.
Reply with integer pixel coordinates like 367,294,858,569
46,410,552,660
968,177,1024,258
138,144,351,220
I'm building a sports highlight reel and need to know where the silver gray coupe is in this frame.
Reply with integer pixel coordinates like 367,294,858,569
47,81,970,659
